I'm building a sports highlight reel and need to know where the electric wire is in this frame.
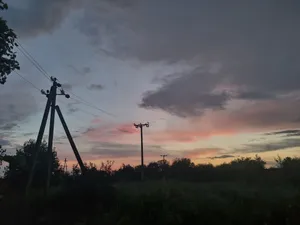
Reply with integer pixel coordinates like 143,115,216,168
16,41,116,118
14,71,41,92
16,41,51,81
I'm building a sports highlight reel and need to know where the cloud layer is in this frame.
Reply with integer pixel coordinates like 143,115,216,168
78,1,300,119
4,0,300,160
234,138,300,154
84,142,164,159
6,1,300,119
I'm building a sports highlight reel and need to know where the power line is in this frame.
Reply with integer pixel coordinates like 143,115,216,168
57,98,99,118
16,41,116,118
13,72,100,132
77,107,99,118
70,95,116,118
14,71,41,92
58,90,115,118
16,42,51,81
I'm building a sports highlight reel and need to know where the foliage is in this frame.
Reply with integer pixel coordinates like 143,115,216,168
4,139,62,189
171,158,195,169
0,0,20,84
3,143,300,224
0,145,6,167
3,181,300,225
275,155,300,169
99,160,114,175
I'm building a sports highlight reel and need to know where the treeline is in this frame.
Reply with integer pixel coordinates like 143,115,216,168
3,140,300,225
80,155,300,185
1,139,300,192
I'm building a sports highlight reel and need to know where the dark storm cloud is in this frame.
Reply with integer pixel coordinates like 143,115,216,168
88,84,104,91
68,65,92,76
67,102,79,114
6,1,300,120
23,132,35,137
3,0,136,38
265,130,300,137
75,0,300,117
0,92,37,128
3,0,82,37
0,139,11,147
235,91,276,101
234,138,300,154
0,123,19,131
61,83,72,91
82,67,91,75
140,67,231,117
208,155,236,160
67,107,79,114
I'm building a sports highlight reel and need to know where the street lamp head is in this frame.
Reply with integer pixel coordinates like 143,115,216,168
134,123,139,128
146,122,149,127
65,94,70,99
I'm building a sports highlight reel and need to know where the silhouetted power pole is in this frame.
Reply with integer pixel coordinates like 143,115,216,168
134,122,149,181
160,154,168,163
63,158,68,173
26,77,86,196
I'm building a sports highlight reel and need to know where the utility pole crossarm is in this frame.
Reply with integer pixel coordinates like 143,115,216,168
160,154,168,160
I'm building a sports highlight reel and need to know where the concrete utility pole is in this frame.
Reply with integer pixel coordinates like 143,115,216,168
63,158,68,173
160,154,168,163
134,122,149,181
46,79,57,192
26,77,86,197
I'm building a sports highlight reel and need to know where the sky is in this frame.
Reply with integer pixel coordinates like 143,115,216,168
1,0,300,169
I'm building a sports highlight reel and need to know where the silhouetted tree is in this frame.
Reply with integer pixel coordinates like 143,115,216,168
99,160,114,175
0,145,5,164
274,156,300,185
229,155,266,170
71,164,81,177
275,156,300,169
147,161,160,169
4,139,61,189
172,158,195,169
169,158,195,180
85,162,98,172
0,0,20,84
115,164,139,181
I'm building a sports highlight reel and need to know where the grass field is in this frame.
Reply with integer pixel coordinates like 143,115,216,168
2,154,300,225
113,181,300,225
2,180,300,224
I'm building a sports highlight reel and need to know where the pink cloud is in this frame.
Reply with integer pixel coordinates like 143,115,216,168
149,129,235,143
146,98,300,144
117,124,139,134
91,118,102,124
195,98,300,134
